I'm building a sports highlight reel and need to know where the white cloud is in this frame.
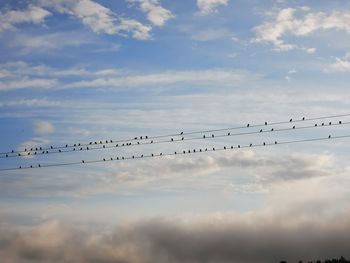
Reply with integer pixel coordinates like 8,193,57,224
253,7,350,52
0,78,57,91
38,0,152,40
197,0,229,15
34,120,55,135
62,69,257,89
325,56,350,72
0,5,51,33
129,0,174,27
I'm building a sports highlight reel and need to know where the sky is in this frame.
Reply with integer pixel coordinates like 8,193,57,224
1,0,350,262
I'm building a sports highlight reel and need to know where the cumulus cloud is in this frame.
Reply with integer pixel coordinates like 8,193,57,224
253,7,350,52
0,5,51,33
33,120,55,135
129,0,174,27
197,0,229,15
1,212,350,263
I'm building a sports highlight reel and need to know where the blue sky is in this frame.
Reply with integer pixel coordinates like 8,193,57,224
1,1,350,262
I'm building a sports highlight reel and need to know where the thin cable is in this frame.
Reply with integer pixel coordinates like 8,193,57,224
1,119,346,159
0,133,348,172
1,113,349,156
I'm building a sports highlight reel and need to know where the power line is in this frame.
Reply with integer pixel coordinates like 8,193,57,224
0,114,347,158
0,133,348,172
0,119,346,159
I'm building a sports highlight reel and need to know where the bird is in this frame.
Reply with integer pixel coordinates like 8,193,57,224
24,148,27,152
247,124,250,127
211,134,214,138
145,136,148,139
203,135,206,139
293,126,295,129
160,153,162,156
275,141,277,144
228,132,230,136
110,140,113,143
224,146,226,149
50,146,53,149
231,146,233,149
151,154,154,157
339,121,342,124
265,121,267,125
151,140,154,143
322,123,324,126
137,142,140,145
140,136,143,140
315,124,317,126
171,138,174,141
141,155,143,158
329,122,332,125
103,145,105,148
111,157,113,160
174,152,177,155
260,129,263,132
302,117,305,120
180,132,183,135
290,118,292,122
38,164,41,168
238,145,240,148
134,137,138,140
205,148,208,151
328,135,331,139
183,150,186,154
263,142,266,146
59,150,62,152
181,137,184,140
213,147,215,151
271,128,274,131
200,149,202,152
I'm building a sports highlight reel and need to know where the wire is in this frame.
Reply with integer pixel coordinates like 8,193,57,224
0,119,346,159
1,113,349,156
0,133,348,172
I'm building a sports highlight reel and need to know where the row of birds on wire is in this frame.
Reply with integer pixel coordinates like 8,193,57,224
0,113,349,171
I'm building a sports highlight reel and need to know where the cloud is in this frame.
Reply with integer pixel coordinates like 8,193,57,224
0,5,51,33
1,211,350,263
62,69,257,89
191,28,230,41
0,78,57,91
38,0,152,40
197,0,229,15
129,0,174,27
33,120,55,135
253,7,350,52
325,53,350,72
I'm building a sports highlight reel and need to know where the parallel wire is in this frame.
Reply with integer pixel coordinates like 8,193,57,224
0,134,349,172
0,118,346,159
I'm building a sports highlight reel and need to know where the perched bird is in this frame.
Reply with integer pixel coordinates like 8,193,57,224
228,132,230,136
328,135,331,139
293,126,295,129
265,121,267,125
302,117,305,120
203,135,206,139
290,118,292,122
247,124,250,127
275,141,278,144
238,145,240,148
224,146,226,149
211,134,214,138
171,138,174,141
260,129,263,132
263,142,266,146
180,132,183,135
339,121,342,124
